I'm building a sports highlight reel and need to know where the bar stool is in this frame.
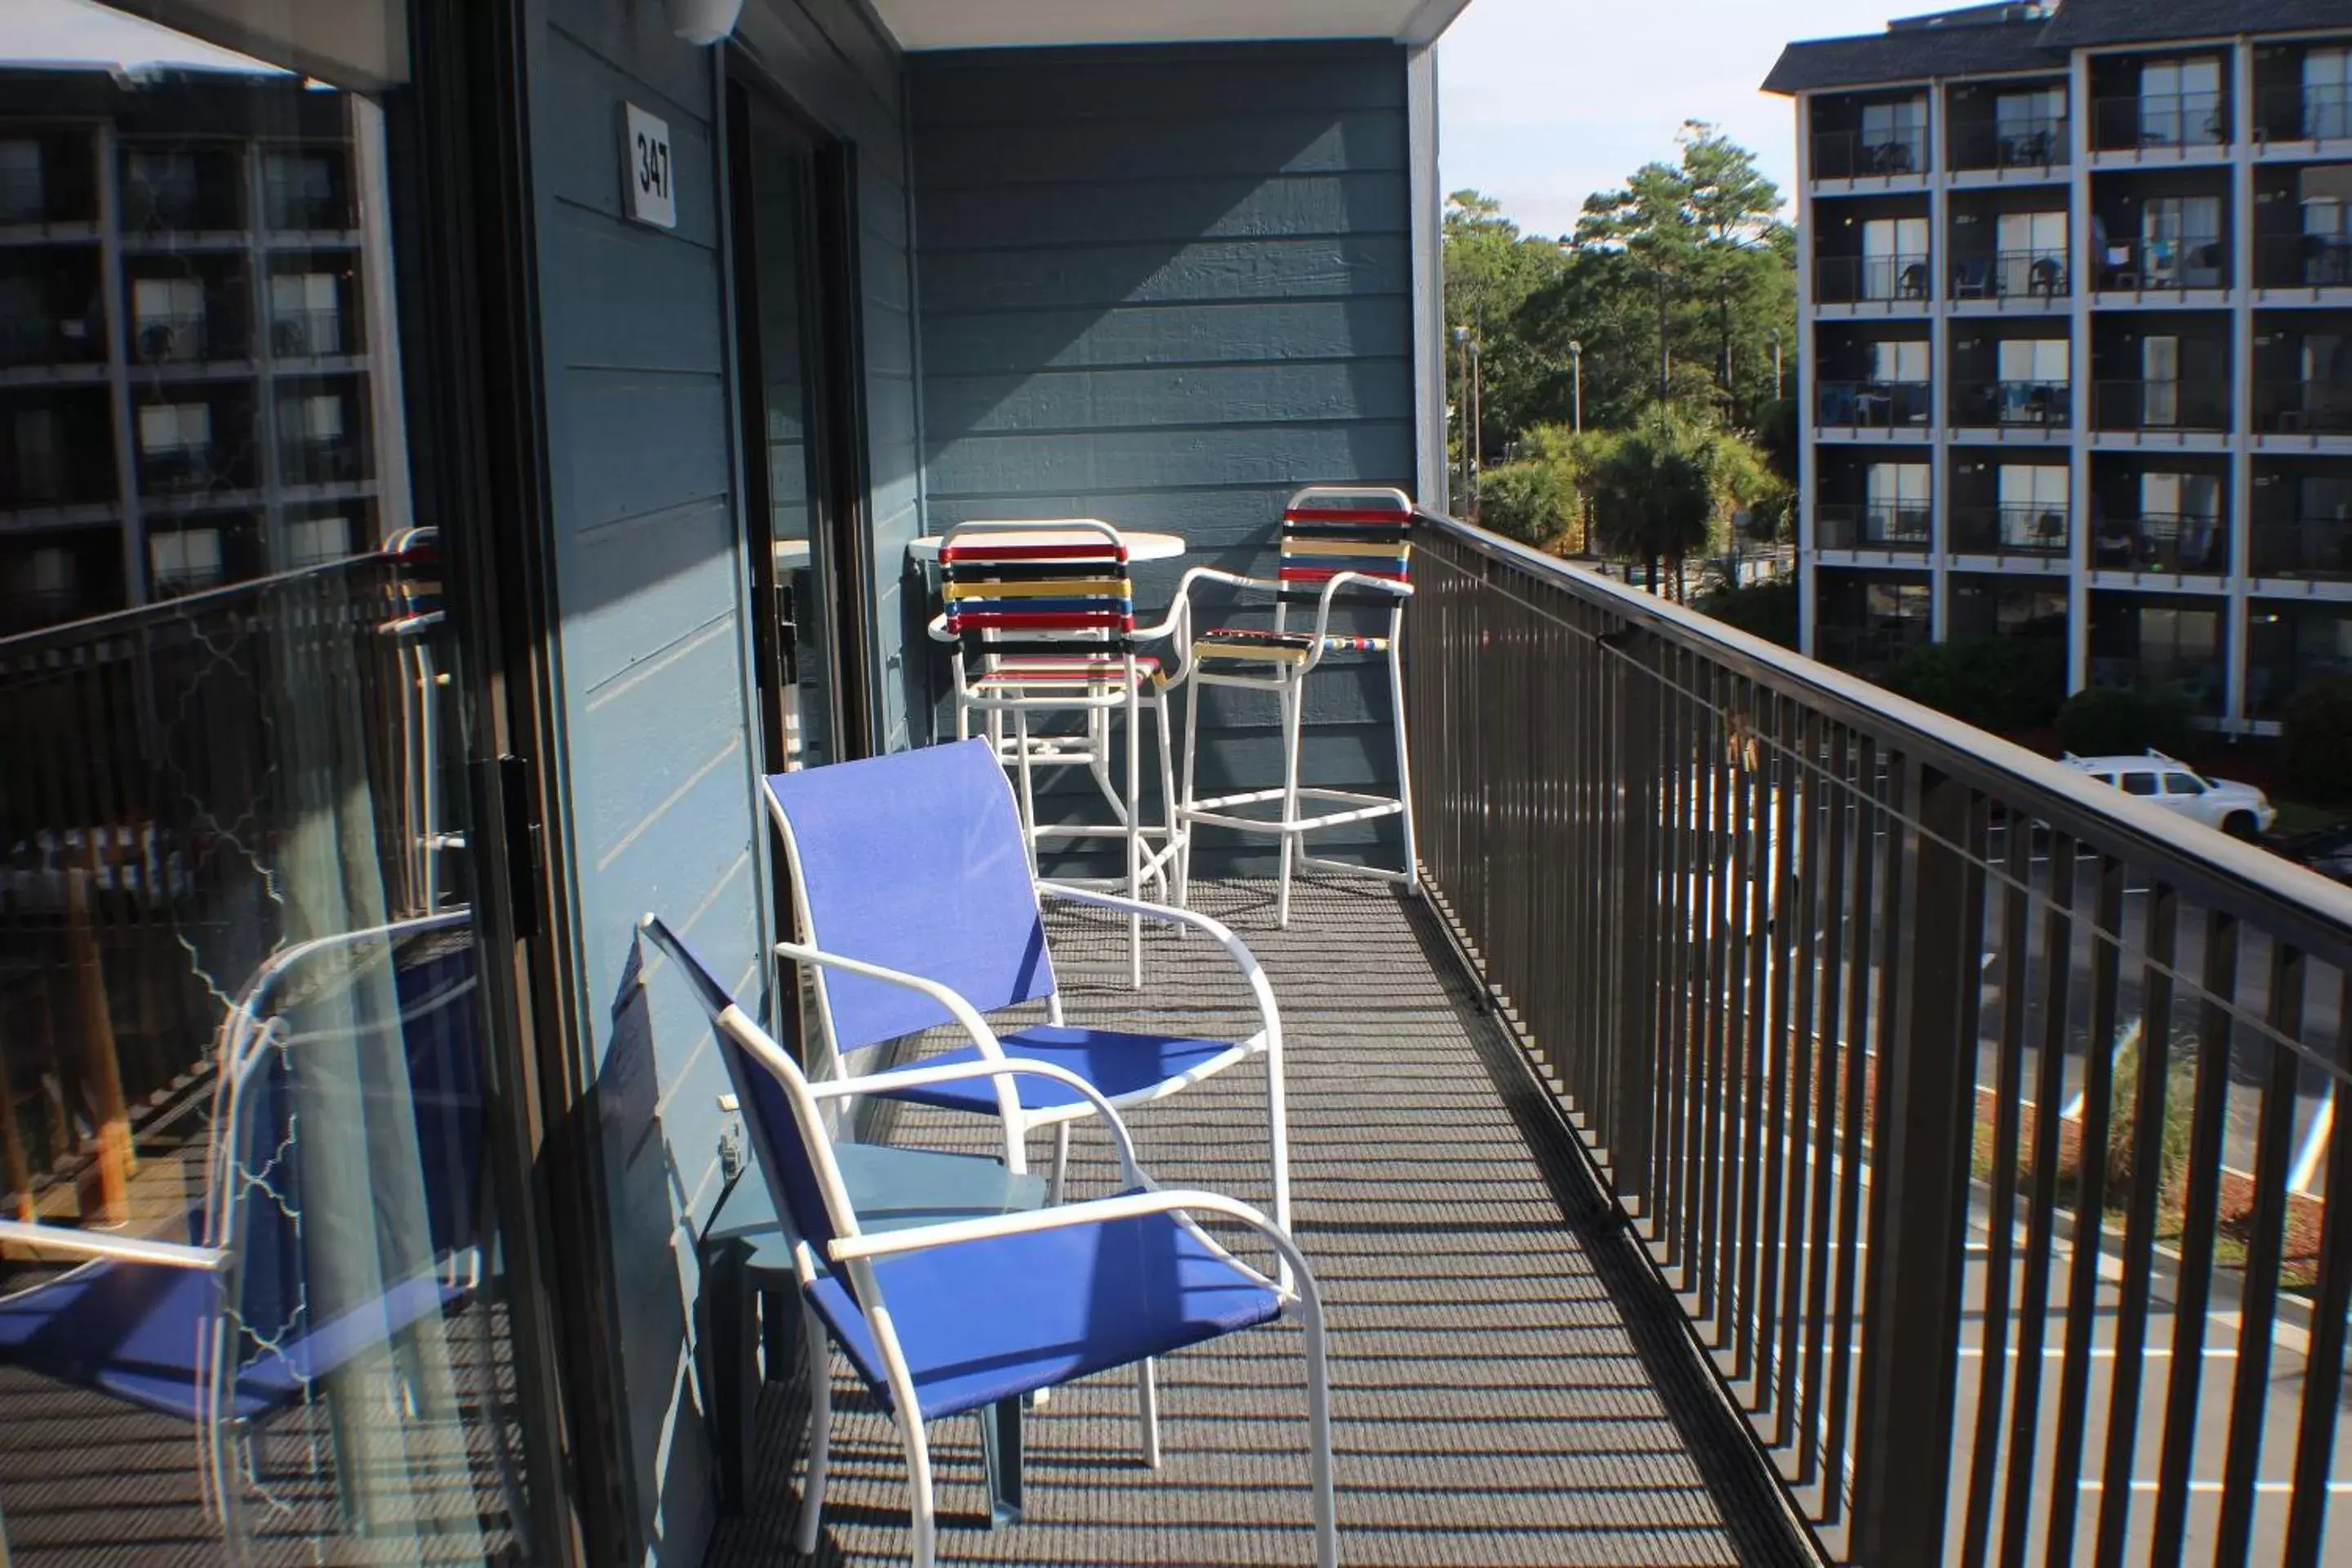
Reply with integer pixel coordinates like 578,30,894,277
1170,486,1418,926
929,520,1181,982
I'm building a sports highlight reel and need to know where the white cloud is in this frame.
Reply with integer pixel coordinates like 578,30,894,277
1437,0,1902,238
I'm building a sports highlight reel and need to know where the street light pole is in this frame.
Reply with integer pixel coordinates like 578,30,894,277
1452,324,1471,512
1770,328,1784,402
1468,338,1483,519
1568,339,1584,433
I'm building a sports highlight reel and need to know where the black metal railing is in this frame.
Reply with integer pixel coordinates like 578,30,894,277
2253,232,2352,290
2256,378,2352,435
1950,378,2072,429
2093,234,2229,292
1949,118,2069,172
1815,503,1931,552
1816,254,1932,305
2251,519,2352,579
2093,91,2230,152
1950,505,2069,557
270,308,347,358
0,555,429,1217
1816,379,1934,430
1813,129,1928,180
2257,82,2352,145
2090,510,2229,573
131,311,214,365
1406,510,2352,1567
2094,378,2230,434
1951,248,2069,301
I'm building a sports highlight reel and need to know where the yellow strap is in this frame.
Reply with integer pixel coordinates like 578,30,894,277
1196,639,1310,664
945,577,1132,600
1281,537,1414,559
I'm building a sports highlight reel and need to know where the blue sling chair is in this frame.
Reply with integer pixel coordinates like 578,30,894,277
0,912,512,1563
635,912,1337,1567
763,738,1296,1233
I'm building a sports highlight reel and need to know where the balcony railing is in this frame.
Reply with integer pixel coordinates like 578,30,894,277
0,169,45,225
131,311,213,364
1405,510,2352,1566
136,444,226,495
270,308,346,358
2255,378,2352,435
2092,91,2229,151
282,437,363,487
2093,378,2230,433
2251,518,2352,579
1948,118,2069,172
2090,510,2229,572
2253,231,2352,289
1950,504,2069,556
1812,129,1927,180
1951,248,2069,301
1950,378,2071,429
2257,82,2352,143
2093,234,2229,292
0,555,426,1204
1816,502,1931,551
0,311,100,368
1815,254,1931,305
1816,379,1933,430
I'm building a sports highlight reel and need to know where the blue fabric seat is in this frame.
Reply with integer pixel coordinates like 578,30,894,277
806,1201,1281,1423
878,1026,1244,1115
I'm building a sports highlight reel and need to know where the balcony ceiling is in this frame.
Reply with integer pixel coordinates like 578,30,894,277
868,0,1474,51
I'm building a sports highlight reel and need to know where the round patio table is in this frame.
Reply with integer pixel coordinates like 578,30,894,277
907,528,1187,564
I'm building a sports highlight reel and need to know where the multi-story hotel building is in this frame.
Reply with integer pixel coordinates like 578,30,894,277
1767,0,2352,733
0,57,395,634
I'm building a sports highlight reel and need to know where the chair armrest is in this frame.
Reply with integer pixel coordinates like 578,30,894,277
1033,883,1282,1058
808,1056,1144,1189
925,612,954,644
0,1223,225,1272
1302,570,1411,665
773,939,1025,1148
826,1186,1321,1312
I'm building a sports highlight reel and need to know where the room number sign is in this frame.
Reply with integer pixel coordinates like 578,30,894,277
621,104,676,230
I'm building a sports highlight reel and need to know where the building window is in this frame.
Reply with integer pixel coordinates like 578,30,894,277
1994,87,2066,157
270,272,343,354
2140,57,2225,145
265,150,340,229
1860,97,1927,174
2307,47,2352,140
1861,216,1929,299
286,513,351,566
1869,340,1930,384
0,140,42,224
139,401,211,457
149,526,224,593
283,392,345,443
132,276,207,361
1864,461,1931,542
1995,339,2068,423
14,408,61,502
1998,465,2069,549
125,149,202,228
1994,212,2066,296
2140,195,2225,288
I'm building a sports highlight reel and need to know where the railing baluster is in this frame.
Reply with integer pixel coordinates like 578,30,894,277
1822,733,1881,1530
1798,718,1852,1495
2283,968,2352,1568
1775,705,1823,1454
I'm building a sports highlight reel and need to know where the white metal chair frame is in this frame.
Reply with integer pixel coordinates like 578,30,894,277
1169,487,1420,928
927,519,1187,984
637,915,1337,1568
765,769,1295,1236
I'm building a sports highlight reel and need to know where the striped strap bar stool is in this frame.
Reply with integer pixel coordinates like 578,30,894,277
928,520,1182,985
1168,486,1418,928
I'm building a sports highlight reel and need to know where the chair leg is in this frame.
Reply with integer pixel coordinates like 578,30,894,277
1138,1356,1162,1470
1300,1295,1339,1568
1388,642,1419,894
902,1414,938,1568
1013,708,1040,875
1276,676,1305,929
1177,681,1202,906
1125,685,1143,987
1049,1120,1071,1206
1154,690,1180,902
794,1307,833,1557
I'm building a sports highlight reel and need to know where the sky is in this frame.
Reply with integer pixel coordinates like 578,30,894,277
1437,0,1909,238
2,0,278,73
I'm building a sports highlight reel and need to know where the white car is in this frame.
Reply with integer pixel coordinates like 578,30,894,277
2061,751,2276,839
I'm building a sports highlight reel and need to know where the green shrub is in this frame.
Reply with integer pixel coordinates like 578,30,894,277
1692,577,1797,649
2281,675,2352,807
1476,460,1579,549
1881,636,2066,736
2102,1027,2196,1209
2056,684,2198,760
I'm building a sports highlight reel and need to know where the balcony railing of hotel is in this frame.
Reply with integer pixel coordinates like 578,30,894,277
0,552,427,1218
1407,510,2352,1566
1950,504,2069,557
2256,82,2352,145
1816,502,1931,552
2251,518,2352,579
2094,234,2228,292
2091,91,2229,153
1951,378,2071,430
0,310,100,368
2091,510,2230,573
1948,118,2069,173
0,171,45,226
136,445,229,495
132,312,218,365
2092,378,2230,434
1816,378,1933,430
1952,248,2069,301
2254,231,2352,289
1811,128,1927,180
1815,253,1931,305
2255,378,2352,435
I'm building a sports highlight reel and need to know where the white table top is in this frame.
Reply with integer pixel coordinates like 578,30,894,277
907,528,1187,564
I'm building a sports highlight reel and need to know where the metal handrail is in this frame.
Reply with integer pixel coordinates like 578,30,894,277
1414,509,2352,963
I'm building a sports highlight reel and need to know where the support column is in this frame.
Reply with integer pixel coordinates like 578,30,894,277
2227,37,2258,733
1797,93,1820,657
2067,51,2096,694
1929,82,1953,642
